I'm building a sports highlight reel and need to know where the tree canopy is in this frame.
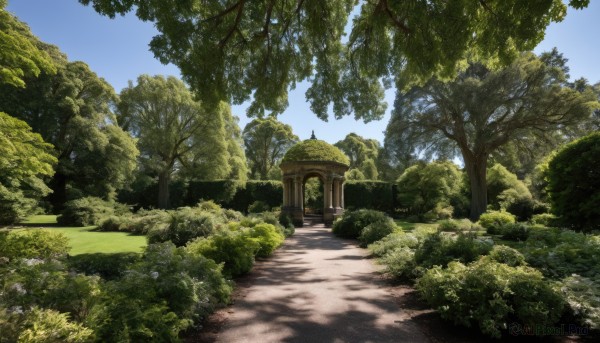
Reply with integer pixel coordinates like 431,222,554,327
0,46,139,209
78,0,588,120
0,0,56,87
118,74,232,208
0,112,57,223
389,52,598,220
243,117,298,180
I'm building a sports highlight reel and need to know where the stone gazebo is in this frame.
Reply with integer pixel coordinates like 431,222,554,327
280,136,350,227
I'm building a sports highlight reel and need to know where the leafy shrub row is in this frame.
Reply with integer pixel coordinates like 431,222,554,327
416,259,565,338
58,196,130,227
0,229,233,342
332,209,397,247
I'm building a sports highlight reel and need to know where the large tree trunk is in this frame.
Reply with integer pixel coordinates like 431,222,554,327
464,154,488,221
48,172,67,214
158,171,171,209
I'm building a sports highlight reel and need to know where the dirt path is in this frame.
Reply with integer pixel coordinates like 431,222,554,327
213,224,430,343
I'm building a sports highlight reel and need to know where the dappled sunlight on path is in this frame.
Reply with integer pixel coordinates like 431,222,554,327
214,224,429,343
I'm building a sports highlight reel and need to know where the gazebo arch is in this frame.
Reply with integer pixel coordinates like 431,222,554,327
280,136,349,227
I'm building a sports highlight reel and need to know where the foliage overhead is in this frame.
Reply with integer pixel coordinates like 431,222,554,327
0,1,56,87
389,52,599,220
78,0,588,120
243,117,298,180
282,139,349,165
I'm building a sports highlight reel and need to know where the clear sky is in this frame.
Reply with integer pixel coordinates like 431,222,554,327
6,0,600,144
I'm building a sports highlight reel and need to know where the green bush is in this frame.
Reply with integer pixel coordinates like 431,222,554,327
380,247,418,280
487,164,532,210
17,307,94,343
437,219,462,232
478,210,516,234
486,245,526,267
247,223,284,257
416,259,565,338
146,207,224,246
546,132,600,232
332,209,391,239
0,229,70,259
414,232,492,270
186,229,259,277
530,213,559,227
67,252,141,280
94,243,232,342
121,209,171,234
499,222,530,241
58,197,127,227
247,200,270,213
559,275,600,330
368,231,421,258
521,228,600,279
358,220,397,247
278,212,295,237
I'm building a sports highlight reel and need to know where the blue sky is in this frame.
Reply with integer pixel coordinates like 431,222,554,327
7,1,600,144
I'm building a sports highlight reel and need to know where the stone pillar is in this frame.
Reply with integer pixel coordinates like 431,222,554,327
333,179,340,208
323,176,335,226
282,178,288,207
292,176,304,226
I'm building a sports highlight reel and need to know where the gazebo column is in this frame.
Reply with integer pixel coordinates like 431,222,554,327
323,176,335,226
282,178,289,207
291,176,304,226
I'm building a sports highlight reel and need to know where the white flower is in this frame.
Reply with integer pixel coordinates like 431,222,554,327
150,271,159,279
10,283,27,295
24,258,43,266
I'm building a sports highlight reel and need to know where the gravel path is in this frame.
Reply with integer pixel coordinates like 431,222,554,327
215,224,430,343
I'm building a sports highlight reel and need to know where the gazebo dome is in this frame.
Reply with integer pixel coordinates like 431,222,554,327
281,139,349,166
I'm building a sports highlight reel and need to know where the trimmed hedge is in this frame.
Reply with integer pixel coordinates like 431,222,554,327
344,181,395,213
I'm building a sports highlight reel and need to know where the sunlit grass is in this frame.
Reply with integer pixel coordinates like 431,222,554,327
18,215,146,255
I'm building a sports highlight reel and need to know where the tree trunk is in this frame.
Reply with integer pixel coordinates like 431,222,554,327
48,172,67,213
158,171,171,209
464,154,488,221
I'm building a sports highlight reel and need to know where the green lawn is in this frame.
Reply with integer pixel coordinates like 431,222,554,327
18,215,146,255
394,220,439,232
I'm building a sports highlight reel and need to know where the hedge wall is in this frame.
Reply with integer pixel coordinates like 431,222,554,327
344,181,396,214
120,178,397,214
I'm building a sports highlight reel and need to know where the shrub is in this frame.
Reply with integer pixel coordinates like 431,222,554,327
58,197,125,227
122,209,170,234
18,307,94,343
437,219,460,232
559,275,600,330
416,259,565,338
521,228,600,279
546,132,600,232
414,232,492,270
186,229,259,277
278,212,295,237
94,243,232,341
486,245,526,267
67,252,141,280
247,223,284,257
380,247,418,280
146,207,223,246
0,229,70,259
332,209,391,239
248,200,270,213
530,213,559,227
499,222,530,241
478,210,516,234
368,232,419,258
358,220,397,247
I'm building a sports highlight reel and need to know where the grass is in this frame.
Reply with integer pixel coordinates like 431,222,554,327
394,220,439,232
17,215,146,255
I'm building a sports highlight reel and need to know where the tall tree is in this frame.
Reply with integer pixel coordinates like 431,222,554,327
118,75,230,208
79,0,588,120
0,45,138,210
242,117,298,180
0,0,55,87
390,53,598,220
223,108,249,182
334,133,379,169
0,112,56,223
